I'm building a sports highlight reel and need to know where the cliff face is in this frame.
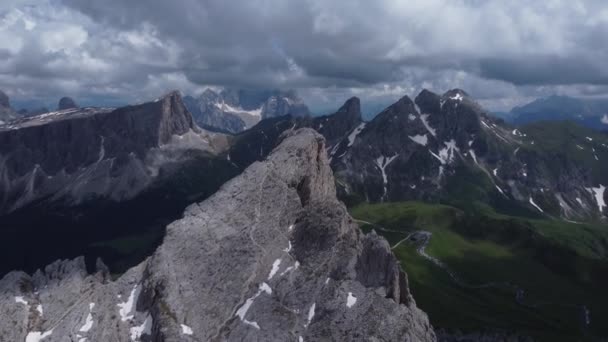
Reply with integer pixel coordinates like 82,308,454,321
0,91,228,214
0,129,435,342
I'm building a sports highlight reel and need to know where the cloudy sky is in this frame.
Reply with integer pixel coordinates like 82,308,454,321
1,0,608,114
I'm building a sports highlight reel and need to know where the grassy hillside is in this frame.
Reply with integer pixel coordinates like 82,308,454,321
350,202,608,341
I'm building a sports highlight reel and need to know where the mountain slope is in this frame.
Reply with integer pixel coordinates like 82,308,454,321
509,95,608,131
328,89,608,222
0,129,435,342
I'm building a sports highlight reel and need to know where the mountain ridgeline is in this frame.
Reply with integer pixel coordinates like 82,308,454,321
500,95,608,131
184,88,310,134
237,89,608,222
0,87,607,341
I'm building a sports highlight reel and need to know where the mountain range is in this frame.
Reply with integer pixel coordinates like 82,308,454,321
183,88,310,133
0,88,607,341
495,95,608,131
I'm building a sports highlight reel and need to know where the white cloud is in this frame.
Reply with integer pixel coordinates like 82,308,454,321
602,114,608,125
1,0,608,112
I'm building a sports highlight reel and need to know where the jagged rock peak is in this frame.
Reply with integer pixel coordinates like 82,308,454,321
0,90,9,108
336,96,362,120
0,128,435,341
57,97,78,110
443,88,469,99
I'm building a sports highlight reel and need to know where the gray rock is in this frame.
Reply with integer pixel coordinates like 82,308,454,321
0,91,229,214
0,129,435,341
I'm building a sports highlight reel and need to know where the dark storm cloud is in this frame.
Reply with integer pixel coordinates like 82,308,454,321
2,0,608,111
480,56,608,86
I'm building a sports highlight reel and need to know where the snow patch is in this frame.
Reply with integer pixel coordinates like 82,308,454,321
130,314,152,341
435,139,459,165
469,149,478,165
450,93,464,102
408,134,428,146
118,285,140,321
15,296,28,305
36,304,43,316
268,259,282,280
602,114,608,125
346,292,357,308
586,137,593,141
280,261,300,276
589,185,606,213
408,114,416,121
576,144,584,150
306,303,316,326
79,303,95,332
374,154,399,201
25,330,53,342
493,168,498,177
419,114,436,136
495,186,506,196
529,197,544,213
283,240,292,253
235,283,273,330
259,282,272,295
181,324,193,335
347,123,366,147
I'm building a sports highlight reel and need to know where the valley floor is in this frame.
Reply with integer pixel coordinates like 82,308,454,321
350,202,608,342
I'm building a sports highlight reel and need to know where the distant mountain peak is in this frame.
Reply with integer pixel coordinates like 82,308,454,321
0,90,9,108
57,97,78,110
184,88,310,134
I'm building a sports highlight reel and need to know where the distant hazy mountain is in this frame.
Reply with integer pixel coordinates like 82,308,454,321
507,95,608,130
57,96,78,110
184,88,310,133
0,90,17,124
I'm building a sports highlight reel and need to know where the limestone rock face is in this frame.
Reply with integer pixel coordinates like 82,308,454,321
0,91,228,215
0,129,435,342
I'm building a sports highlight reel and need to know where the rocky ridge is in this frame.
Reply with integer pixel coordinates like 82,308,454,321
231,89,608,221
0,129,435,341
0,91,229,215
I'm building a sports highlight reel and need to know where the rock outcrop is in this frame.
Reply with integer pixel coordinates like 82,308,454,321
184,88,310,134
0,91,229,215
0,129,435,341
